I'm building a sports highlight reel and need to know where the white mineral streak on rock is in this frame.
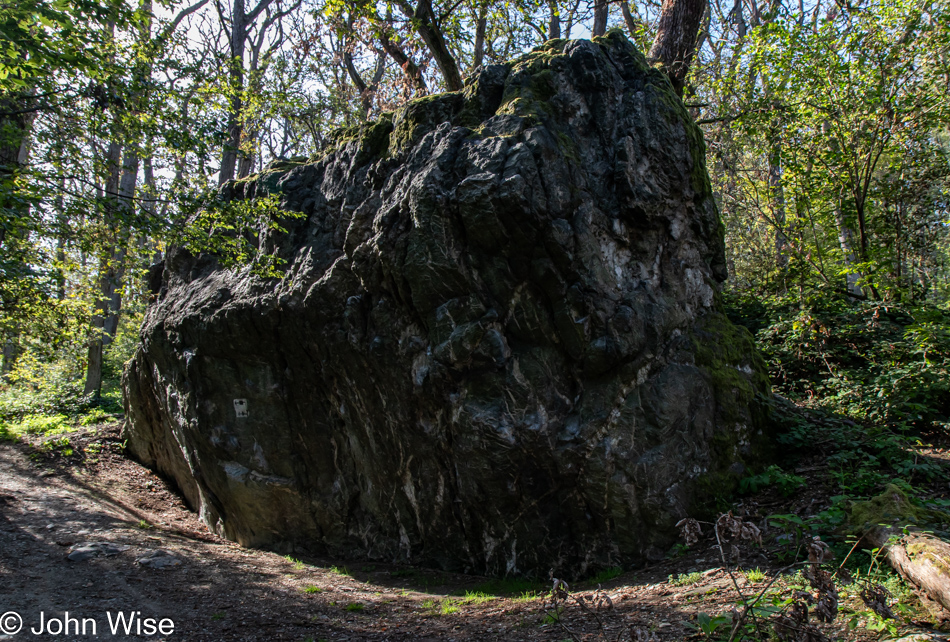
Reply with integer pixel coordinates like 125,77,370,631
506,540,518,575
402,469,424,533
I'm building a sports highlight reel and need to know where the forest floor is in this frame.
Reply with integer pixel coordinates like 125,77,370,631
1,421,949,642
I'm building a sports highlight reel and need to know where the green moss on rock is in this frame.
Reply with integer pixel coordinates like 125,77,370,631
254,33,693,175
689,311,776,508
848,484,948,532
390,92,465,154
692,312,772,421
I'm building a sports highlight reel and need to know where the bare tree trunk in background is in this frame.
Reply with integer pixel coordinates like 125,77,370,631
620,2,640,38
407,0,463,91
142,154,157,219
54,178,68,301
219,0,248,185
0,88,36,377
835,203,863,298
769,137,788,280
84,4,158,397
649,0,707,96
0,91,34,248
894,199,906,299
563,0,582,38
854,199,873,293
592,0,608,36
84,139,123,398
473,4,487,69
237,142,255,178
548,1,560,39
83,337,104,397
142,153,163,264
104,148,137,340
339,9,389,120
343,48,370,115
83,158,134,398
237,1,297,176
0,341,17,377
380,30,428,93
344,47,387,119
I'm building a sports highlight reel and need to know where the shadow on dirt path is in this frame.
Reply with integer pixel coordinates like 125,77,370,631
2,421,944,641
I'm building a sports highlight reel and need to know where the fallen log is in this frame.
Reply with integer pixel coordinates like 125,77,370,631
851,485,950,615
864,526,950,614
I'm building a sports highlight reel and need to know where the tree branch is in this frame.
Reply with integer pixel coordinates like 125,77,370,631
164,0,210,36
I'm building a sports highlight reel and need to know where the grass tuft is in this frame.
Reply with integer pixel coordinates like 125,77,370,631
669,572,703,586
440,600,459,615
460,591,493,604
283,555,305,570
469,577,547,596
745,568,766,582
588,566,623,584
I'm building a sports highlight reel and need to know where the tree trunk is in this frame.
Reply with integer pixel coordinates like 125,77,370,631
84,124,137,397
84,3,153,396
83,226,131,397
343,49,371,117
380,31,427,92
473,4,487,69
835,204,863,297
855,199,870,263
410,0,463,91
548,1,561,39
342,17,386,121
219,0,247,186
0,89,36,249
237,142,255,178
0,88,36,377
895,199,906,299
55,178,67,301
769,137,788,275
104,147,137,338
563,0,582,39
621,2,640,38
143,154,164,264
592,0,608,36
1,337,18,378
84,139,122,398
648,0,707,96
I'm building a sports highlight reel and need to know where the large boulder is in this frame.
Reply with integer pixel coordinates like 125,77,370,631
124,33,773,577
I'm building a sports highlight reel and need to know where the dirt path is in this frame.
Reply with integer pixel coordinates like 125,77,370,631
0,423,944,641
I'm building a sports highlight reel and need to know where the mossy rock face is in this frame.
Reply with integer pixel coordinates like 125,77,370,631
125,34,774,577
848,485,950,533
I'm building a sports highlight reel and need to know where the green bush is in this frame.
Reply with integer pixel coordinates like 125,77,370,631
739,465,806,496
728,293,950,436
726,293,949,493
0,413,72,437
0,355,85,419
